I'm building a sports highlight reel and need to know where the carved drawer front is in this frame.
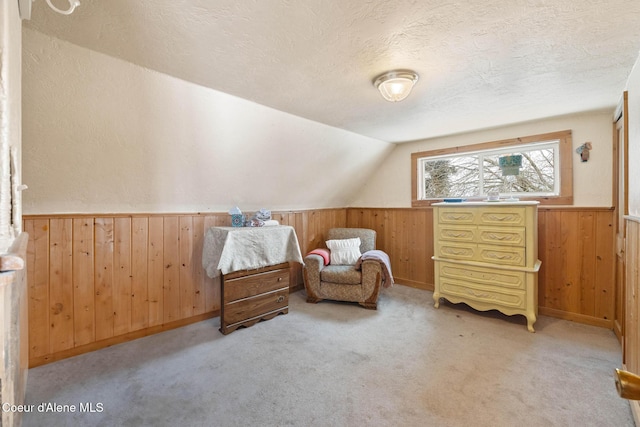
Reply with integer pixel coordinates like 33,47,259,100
440,278,526,309
478,208,525,226
438,208,477,225
437,242,476,261
477,244,525,266
224,268,289,303
437,225,477,243
477,226,525,247
224,288,289,325
439,263,525,290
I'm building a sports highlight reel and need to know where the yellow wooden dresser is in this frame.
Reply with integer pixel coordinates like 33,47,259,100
432,201,541,332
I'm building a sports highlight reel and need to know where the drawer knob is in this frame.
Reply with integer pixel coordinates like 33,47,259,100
277,277,282,281
277,296,285,303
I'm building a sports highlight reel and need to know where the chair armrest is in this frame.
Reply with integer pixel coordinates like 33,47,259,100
304,254,326,272
361,259,383,297
303,254,325,299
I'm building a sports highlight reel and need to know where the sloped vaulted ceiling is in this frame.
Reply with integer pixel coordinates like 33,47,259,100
24,0,640,143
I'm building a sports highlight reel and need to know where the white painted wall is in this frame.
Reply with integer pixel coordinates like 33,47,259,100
351,110,614,208
22,29,394,214
23,26,623,214
626,53,640,217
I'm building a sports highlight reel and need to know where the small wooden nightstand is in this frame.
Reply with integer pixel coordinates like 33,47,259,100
219,262,290,334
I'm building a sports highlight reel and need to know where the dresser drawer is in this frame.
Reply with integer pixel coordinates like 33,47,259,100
437,242,476,261
477,226,525,247
439,263,525,290
477,244,525,266
440,277,526,309
437,208,477,225
477,208,526,226
224,288,289,325
224,268,289,303
437,225,477,243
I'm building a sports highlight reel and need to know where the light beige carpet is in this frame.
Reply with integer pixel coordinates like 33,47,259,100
23,285,633,426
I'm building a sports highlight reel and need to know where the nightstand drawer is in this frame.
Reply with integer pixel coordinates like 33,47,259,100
224,268,289,303
224,288,289,325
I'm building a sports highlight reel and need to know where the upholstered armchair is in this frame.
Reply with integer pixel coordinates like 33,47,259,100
303,228,386,309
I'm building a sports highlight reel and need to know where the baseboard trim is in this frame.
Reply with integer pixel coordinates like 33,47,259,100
290,283,305,293
29,311,219,368
538,306,613,329
394,278,433,291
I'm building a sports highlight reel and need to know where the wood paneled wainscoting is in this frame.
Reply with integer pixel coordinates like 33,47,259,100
23,209,346,367
347,206,616,329
537,207,615,328
24,206,615,366
347,208,434,290
625,218,640,379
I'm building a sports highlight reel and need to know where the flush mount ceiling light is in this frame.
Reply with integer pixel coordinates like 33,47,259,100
373,70,419,102
45,0,80,15
19,0,80,20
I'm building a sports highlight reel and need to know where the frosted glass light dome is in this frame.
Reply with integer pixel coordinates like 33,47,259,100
373,70,419,102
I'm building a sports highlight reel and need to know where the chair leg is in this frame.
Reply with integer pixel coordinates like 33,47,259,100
359,301,377,310
307,296,322,304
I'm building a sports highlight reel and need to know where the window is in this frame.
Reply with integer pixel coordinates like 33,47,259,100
411,130,573,206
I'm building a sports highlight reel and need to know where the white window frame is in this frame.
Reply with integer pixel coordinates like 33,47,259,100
411,130,573,207
417,141,560,200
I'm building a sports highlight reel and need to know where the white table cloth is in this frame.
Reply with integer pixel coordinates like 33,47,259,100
202,225,303,278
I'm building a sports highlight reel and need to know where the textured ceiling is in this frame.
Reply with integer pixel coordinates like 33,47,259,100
23,0,640,143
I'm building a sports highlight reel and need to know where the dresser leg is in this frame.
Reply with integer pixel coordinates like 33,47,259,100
433,294,440,308
527,317,536,333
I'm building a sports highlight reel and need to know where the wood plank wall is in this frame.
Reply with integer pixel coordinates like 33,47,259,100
348,206,616,328
537,207,615,327
23,209,346,367
625,218,640,375
24,206,615,366
347,208,434,290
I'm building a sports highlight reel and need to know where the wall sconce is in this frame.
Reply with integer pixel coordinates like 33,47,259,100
576,142,592,162
19,0,80,20
373,70,419,102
